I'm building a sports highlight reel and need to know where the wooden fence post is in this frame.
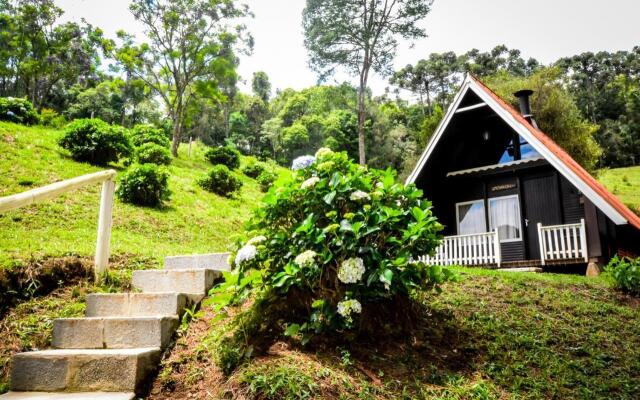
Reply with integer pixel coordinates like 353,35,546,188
493,229,501,268
579,219,588,262
95,178,115,276
537,223,546,266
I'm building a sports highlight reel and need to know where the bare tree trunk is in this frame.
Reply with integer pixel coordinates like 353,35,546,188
357,69,368,166
171,122,181,157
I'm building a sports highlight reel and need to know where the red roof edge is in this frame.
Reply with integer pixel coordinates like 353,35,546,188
468,74,640,231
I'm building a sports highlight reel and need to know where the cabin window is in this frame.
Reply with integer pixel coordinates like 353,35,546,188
499,137,541,164
456,200,487,235
488,195,522,242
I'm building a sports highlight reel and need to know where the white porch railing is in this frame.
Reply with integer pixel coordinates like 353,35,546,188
0,170,116,276
419,229,501,267
537,219,588,265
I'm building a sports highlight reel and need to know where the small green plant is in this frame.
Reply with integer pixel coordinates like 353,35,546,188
130,124,170,148
198,165,242,197
241,157,267,178
605,255,640,295
116,163,171,207
136,142,172,165
204,146,241,169
239,363,319,400
256,169,277,192
0,97,39,125
39,108,66,128
58,118,132,165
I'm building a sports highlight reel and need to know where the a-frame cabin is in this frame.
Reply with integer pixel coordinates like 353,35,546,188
407,74,640,272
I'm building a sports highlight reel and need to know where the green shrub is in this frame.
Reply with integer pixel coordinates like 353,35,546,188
39,108,66,128
136,142,172,165
58,118,132,165
130,124,170,148
256,169,277,192
205,146,240,169
116,163,171,207
229,148,449,342
605,255,640,295
241,157,267,178
0,97,39,125
198,165,242,197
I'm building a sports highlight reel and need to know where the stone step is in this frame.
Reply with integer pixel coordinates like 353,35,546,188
164,252,231,271
0,392,134,399
53,317,178,349
132,269,219,297
10,348,160,393
85,293,188,318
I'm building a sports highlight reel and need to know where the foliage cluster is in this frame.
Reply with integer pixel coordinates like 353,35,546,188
205,146,241,169
0,97,39,125
130,124,170,148
116,163,171,207
605,255,640,295
256,169,278,192
58,118,132,165
135,142,172,165
229,148,450,344
198,164,243,197
240,157,267,178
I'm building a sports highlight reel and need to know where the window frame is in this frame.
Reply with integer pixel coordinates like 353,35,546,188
488,194,523,243
455,199,487,236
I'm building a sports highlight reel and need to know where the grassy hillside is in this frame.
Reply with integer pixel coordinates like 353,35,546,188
0,121,284,269
150,267,640,400
598,165,640,215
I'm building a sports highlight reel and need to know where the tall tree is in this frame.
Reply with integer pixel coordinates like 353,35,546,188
303,0,432,165
252,71,271,102
115,0,252,156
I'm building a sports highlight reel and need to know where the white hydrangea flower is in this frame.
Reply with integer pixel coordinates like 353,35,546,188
291,155,316,170
337,299,362,323
379,275,391,291
294,250,317,267
350,190,371,202
301,177,320,189
337,257,366,284
235,244,257,266
315,147,334,160
246,235,266,246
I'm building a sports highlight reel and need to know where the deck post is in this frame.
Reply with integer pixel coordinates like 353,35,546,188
579,218,589,262
537,222,546,266
493,229,501,268
95,178,116,276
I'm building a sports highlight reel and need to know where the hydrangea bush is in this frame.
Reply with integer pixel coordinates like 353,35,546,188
229,148,449,339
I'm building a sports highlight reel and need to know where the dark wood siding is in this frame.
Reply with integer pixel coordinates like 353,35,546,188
501,242,525,262
560,176,584,223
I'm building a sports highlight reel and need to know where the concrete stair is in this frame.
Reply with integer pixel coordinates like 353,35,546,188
2,252,229,398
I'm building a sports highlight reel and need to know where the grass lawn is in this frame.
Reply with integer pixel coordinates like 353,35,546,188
149,267,640,400
598,165,640,215
0,121,284,269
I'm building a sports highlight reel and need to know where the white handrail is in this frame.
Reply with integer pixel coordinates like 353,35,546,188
537,219,588,265
419,229,501,267
0,170,117,276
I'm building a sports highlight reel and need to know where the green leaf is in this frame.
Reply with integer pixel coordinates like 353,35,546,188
284,323,301,337
323,191,337,205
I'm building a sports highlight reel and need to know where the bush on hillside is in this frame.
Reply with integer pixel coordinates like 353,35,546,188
39,108,67,128
256,169,277,192
116,163,171,207
58,118,132,165
241,157,267,178
136,142,172,165
227,148,449,348
605,255,640,295
198,165,242,197
0,97,39,125
130,124,170,148
205,146,241,169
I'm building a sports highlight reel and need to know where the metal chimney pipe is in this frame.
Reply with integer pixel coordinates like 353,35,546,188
514,89,538,129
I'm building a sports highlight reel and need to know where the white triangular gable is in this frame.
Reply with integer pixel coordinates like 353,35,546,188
406,75,629,226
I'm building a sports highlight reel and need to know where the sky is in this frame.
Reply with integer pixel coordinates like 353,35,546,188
57,0,640,95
